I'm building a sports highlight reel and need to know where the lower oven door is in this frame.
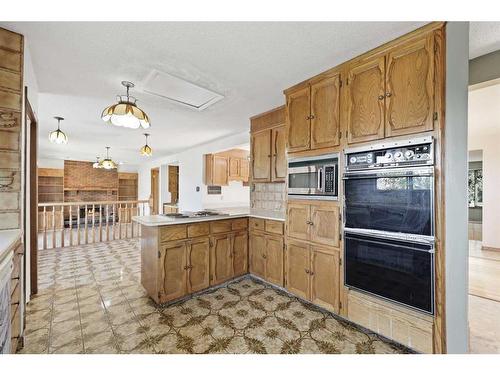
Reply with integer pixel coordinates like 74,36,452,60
344,231,434,314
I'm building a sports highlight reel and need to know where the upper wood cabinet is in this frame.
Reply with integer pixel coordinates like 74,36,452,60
285,73,341,154
205,149,249,186
250,106,286,183
346,33,435,144
385,34,435,137
346,56,386,144
287,200,340,248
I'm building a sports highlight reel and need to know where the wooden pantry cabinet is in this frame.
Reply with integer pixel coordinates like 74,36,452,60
287,200,340,248
346,33,435,144
249,218,285,286
250,106,287,183
285,73,341,154
286,239,341,313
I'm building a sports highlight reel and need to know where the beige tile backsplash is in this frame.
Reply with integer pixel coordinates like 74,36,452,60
250,182,286,212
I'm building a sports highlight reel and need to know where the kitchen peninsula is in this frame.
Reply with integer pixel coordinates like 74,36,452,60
133,209,285,304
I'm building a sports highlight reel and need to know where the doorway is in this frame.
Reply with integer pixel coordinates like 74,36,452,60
150,167,159,214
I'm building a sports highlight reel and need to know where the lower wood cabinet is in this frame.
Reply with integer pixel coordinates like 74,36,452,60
210,234,233,285
232,231,248,277
286,239,340,313
187,237,210,293
158,240,188,303
249,231,284,287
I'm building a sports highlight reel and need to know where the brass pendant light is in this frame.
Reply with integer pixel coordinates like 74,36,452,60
92,156,102,169
49,116,68,144
140,133,152,157
99,147,118,170
101,81,151,129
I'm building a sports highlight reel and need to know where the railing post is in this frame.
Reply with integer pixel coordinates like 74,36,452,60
99,204,103,243
112,203,116,240
60,205,64,248
43,206,47,250
84,204,88,245
92,204,96,243
51,206,56,249
69,205,73,247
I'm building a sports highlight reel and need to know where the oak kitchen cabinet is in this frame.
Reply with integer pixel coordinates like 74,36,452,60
210,230,248,285
286,239,341,313
250,106,287,183
287,200,340,248
249,218,285,286
346,33,435,144
205,149,249,186
285,73,341,154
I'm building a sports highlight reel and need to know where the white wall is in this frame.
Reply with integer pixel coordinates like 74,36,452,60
203,180,250,209
444,22,469,354
138,131,250,212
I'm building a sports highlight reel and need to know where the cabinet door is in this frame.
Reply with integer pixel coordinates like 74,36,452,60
266,235,284,286
310,74,341,150
240,158,249,181
232,231,248,277
286,201,310,241
385,35,434,137
310,248,340,313
229,157,240,178
346,56,385,144
187,238,210,293
287,86,311,153
271,126,287,182
158,241,187,303
249,232,266,278
213,155,229,186
310,202,340,247
251,130,271,182
211,234,234,285
285,240,310,300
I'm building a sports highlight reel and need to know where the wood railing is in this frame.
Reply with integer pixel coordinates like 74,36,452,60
37,200,149,250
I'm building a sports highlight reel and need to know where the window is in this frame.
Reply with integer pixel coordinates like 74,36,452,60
468,168,483,207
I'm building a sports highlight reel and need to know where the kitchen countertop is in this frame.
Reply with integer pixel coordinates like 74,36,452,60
133,207,285,227
0,229,22,263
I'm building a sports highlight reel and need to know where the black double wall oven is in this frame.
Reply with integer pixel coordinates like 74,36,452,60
343,137,435,315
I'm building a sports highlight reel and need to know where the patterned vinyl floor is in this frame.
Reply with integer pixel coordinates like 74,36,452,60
20,239,410,354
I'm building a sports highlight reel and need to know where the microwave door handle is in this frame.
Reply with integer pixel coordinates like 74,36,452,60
317,167,324,192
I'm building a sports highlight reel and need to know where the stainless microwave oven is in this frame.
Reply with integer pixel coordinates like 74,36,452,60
287,153,339,199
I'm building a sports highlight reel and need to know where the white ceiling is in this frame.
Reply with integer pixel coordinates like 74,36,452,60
1,22,498,167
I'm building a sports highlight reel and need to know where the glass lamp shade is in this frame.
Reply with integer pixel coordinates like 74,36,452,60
49,129,68,144
140,144,152,157
99,158,118,170
101,97,150,129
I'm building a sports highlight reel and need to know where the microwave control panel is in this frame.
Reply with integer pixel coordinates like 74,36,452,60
346,142,433,170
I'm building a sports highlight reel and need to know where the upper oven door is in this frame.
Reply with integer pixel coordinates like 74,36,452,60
343,166,434,237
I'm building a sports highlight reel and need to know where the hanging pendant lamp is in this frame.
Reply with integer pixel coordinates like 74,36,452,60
101,81,151,129
92,156,102,169
140,133,153,157
49,116,68,144
99,147,118,170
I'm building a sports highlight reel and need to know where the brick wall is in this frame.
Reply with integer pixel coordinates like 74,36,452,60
64,160,118,190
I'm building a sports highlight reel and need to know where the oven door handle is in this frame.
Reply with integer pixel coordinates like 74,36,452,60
343,171,433,180
345,234,435,253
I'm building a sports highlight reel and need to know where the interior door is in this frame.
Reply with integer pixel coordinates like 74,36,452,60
265,235,284,286
346,56,386,144
310,74,341,150
310,202,340,247
385,35,434,137
287,86,311,153
187,238,210,293
213,155,228,186
232,231,248,277
285,240,310,300
251,130,271,182
159,241,187,303
271,126,287,182
286,201,310,241
210,234,233,285
310,248,340,313
249,232,266,278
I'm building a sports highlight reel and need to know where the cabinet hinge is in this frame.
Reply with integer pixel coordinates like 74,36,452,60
339,79,343,88
339,301,343,309
346,78,349,86
158,292,161,299
339,258,342,266
157,250,161,258
339,132,342,139
339,232,342,241
433,112,438,121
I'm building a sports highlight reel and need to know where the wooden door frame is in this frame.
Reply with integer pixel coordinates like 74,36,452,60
150,167,159,214
23,87,38,296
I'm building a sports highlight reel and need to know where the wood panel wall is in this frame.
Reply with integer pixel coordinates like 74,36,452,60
0,28,23,230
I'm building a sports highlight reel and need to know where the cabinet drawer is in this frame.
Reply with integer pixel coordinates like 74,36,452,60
210,220,233,234
249,218,265,231
160,225,187,242
265,220,284,235
187,222,210,238
232,218,248,231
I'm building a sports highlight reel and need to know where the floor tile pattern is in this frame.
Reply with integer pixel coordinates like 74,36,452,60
20,239,408,354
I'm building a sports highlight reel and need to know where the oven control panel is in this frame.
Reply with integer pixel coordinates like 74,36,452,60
346,142,433,170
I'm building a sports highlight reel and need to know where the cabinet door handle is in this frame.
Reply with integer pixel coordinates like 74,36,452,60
306,115,311,120
305,269,310,274
385,92,392,97
262,254,267,259
310,271,315,276
309,114,315,119
378,95,384,100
